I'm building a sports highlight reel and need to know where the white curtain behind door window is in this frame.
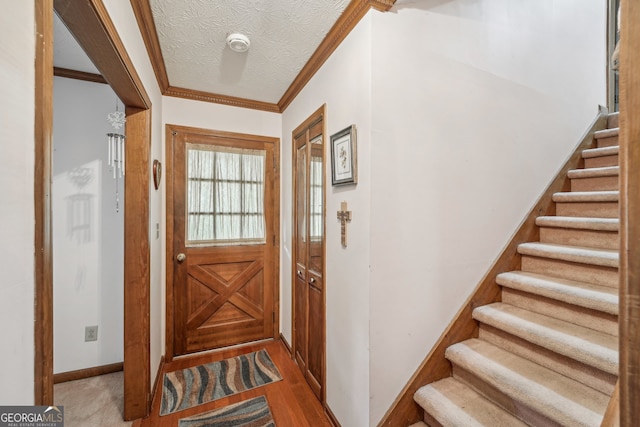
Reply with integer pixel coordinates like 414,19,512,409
187,144,266,245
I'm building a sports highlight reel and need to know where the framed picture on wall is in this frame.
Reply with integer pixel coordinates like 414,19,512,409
330,125,357,186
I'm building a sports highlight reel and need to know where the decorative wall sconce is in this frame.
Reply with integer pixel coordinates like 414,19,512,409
153,159,162,190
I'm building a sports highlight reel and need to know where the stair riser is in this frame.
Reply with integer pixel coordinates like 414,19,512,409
555,201,619,218
521,256,618,288
501,288,619,336
570,176,618,192
584,154,619,168
608,113,619,128
451,366,563,427
479,324,617,394
597,135,618,148
422,411,443,427
539,228,619,250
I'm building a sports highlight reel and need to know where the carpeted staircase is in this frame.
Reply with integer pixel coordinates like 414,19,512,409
411,113,620,427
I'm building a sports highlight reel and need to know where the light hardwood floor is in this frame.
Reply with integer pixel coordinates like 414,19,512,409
136,339,334,427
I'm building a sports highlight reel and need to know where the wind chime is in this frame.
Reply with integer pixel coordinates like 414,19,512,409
107,102,126,212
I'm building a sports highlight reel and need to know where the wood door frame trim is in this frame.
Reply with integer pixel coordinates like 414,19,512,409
619,0,640,423
164,124,281,360
53,66,107,85
291,104,327,404
35,0,152,420
34,0,54,405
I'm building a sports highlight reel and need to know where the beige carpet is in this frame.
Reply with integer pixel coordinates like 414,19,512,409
54,371,132,427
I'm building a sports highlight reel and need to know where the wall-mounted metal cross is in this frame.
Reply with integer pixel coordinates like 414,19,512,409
337,201,352,247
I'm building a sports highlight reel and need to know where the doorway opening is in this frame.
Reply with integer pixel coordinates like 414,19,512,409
35,0,151,420
51,70,126,399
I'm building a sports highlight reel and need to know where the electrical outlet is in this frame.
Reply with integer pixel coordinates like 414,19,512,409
85,325,98,342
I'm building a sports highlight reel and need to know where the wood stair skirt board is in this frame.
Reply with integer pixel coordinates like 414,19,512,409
376,108,622,427
413,111,620,427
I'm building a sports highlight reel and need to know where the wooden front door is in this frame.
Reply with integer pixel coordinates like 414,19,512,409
292,106,326,400
167,125,280,357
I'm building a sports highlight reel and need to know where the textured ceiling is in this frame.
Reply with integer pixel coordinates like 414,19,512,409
150,0,351,104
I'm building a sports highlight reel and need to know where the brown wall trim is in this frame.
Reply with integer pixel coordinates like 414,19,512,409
165,86,280,113
147,356,166,419
325,405,343,427
54,66,107,84
129,0,169,92
279,333,293,356
34,0,54,406
377,108,609,427
369,0,396,11
53,362,123,384
619,0,640,424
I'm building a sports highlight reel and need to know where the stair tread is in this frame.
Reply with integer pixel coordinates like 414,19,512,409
594,128,619,139
497,271,619,315
446,339,610,427
414,377,528,427
517,242,619,268
473,302,618,374
536,216,619,231
552,190,619,202
582,146,619,159
567,166,619,179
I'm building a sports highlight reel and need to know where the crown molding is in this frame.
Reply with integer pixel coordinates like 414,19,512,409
54,67,107,84
131,0,397,113
277,0,373,111
165,86,281,113
278,0,396,110
369,0,396,12
130,0,170,92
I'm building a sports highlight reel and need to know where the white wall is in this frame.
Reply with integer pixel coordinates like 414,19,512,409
368,0,607,424
163,97,281,137
52,77,124,373
0,0,35,405
281,15,373,427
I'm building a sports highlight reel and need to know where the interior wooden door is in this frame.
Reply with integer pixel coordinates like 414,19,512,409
292,106,325,400
168,126,279,357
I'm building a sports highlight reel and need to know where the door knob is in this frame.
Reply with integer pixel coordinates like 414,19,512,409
309,277,316,284
176,253,186,263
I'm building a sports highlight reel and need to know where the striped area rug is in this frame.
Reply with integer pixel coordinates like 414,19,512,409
178,395,275,427
161,349,282,415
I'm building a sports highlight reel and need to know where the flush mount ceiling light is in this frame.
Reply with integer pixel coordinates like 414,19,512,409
226,33,250,53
